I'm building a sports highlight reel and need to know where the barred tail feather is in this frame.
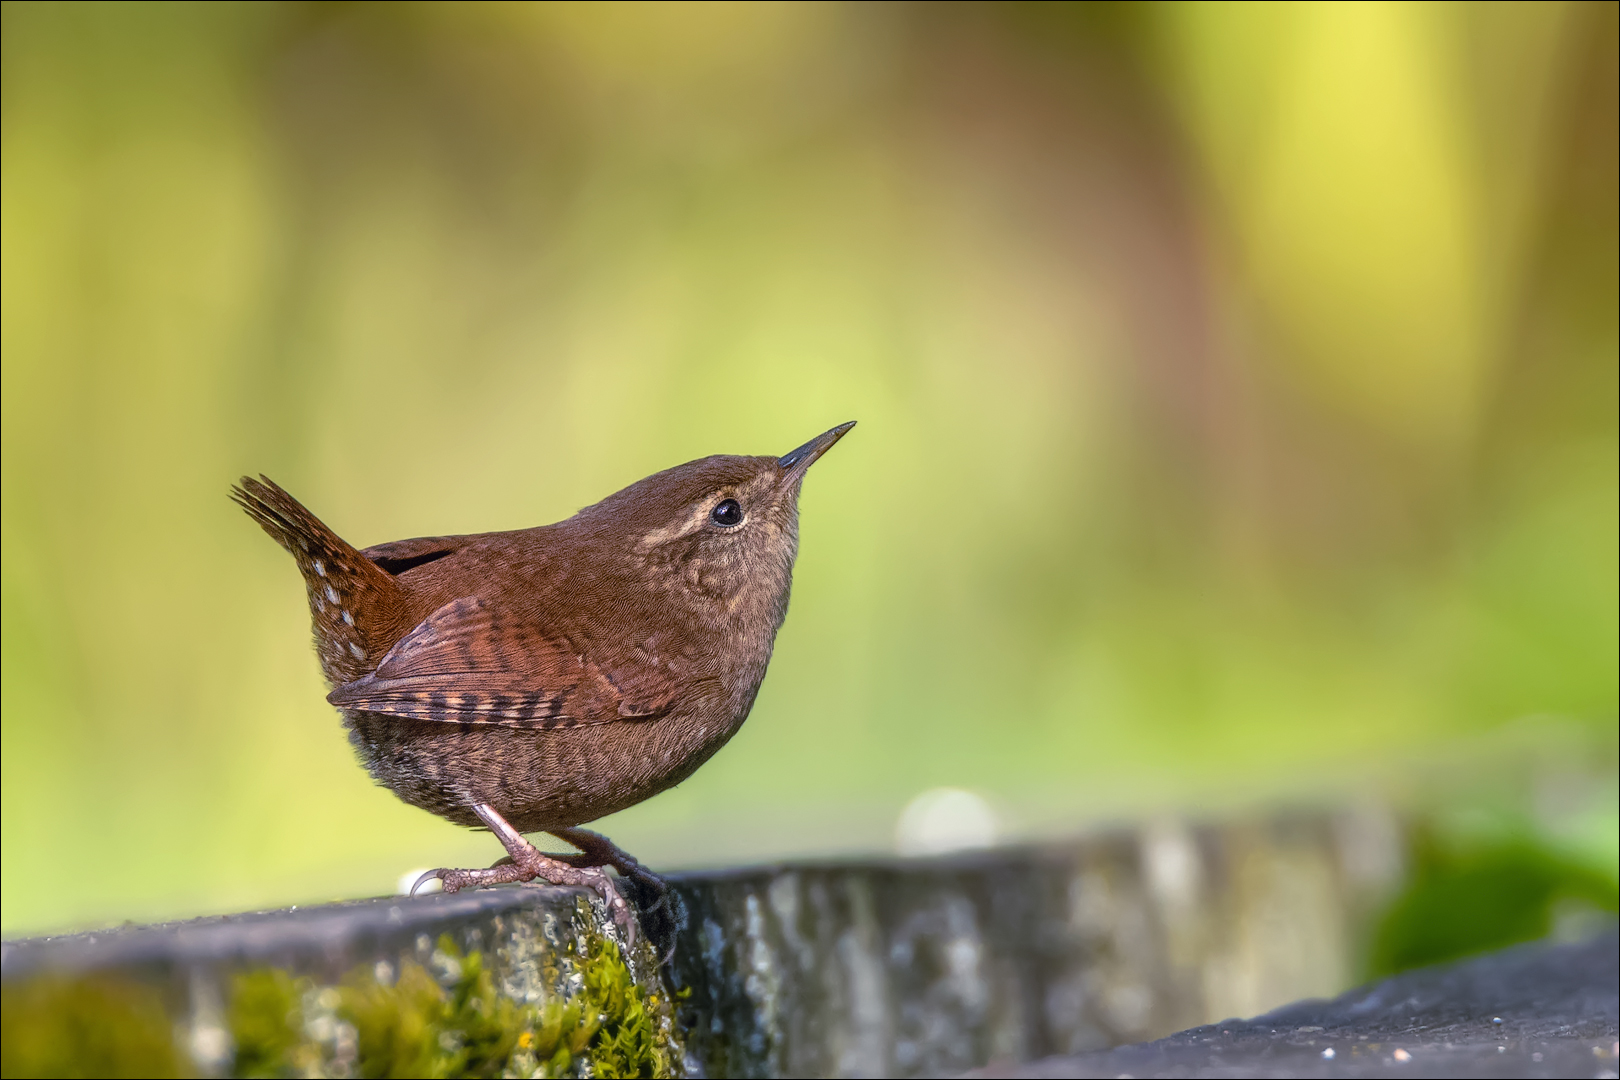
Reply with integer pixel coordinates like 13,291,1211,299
232,475,404,685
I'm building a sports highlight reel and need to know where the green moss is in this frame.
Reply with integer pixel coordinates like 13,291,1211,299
1,922,675,1079
227,969,303,1078
0,974,190,1079
222,933,674,1078
337,940,524,1078
577,936,670,1079
0,906,670,1075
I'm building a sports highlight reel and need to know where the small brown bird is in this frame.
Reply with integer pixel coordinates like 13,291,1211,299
233,423,853,932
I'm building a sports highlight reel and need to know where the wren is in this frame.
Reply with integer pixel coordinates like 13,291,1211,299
233,422,854,934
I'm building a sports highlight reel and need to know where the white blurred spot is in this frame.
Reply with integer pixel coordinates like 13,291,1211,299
895,787,997,855
1143,818,1202,913
398,869,442,895
1101,983,1154,1033
189,1023,230,1071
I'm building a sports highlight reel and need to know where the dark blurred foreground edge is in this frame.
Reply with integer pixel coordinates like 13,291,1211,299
967,924,1619,1080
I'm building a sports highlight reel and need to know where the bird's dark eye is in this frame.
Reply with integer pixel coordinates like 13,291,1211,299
711,499,743,527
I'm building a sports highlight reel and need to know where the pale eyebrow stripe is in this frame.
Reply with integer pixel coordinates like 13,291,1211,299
637,502,711,549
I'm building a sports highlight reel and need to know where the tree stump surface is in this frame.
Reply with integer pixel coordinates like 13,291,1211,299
7,806,1528,1078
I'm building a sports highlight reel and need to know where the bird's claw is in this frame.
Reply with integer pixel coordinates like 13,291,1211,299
582,867,639,947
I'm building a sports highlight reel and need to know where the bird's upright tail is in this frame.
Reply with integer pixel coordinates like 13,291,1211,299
232,476,405,686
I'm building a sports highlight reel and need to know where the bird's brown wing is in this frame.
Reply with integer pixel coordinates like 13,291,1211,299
326,597,675,727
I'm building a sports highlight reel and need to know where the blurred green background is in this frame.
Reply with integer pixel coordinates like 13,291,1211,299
2,0,1615,957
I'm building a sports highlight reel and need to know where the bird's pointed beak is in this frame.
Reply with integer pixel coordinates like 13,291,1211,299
778,421,856,480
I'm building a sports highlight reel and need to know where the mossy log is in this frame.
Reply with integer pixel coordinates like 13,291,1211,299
3,808,1405,1078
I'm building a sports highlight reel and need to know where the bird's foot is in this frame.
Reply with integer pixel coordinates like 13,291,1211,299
549,826,681,963
549,826,669,910
414,853,636,942
410,804,641,945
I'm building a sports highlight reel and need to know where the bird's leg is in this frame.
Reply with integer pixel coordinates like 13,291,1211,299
411,804,637,943
548,826,669,912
